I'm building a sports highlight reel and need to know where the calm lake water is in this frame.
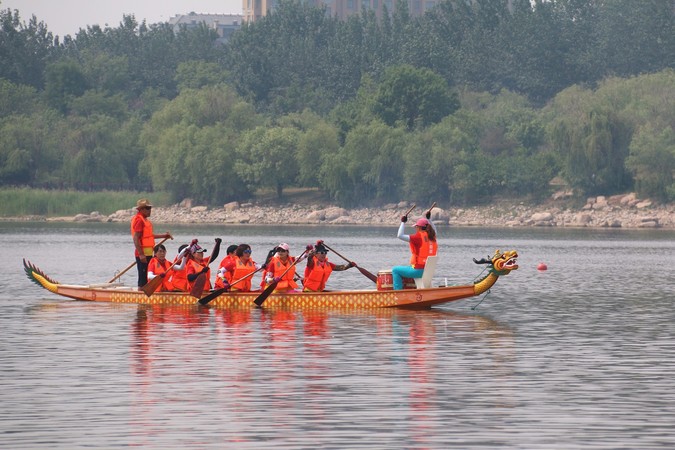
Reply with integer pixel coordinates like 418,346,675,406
2,222,675,449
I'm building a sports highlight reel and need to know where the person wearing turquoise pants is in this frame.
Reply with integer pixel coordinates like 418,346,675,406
392,208,438,290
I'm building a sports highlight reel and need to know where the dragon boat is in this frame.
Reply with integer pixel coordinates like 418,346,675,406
23,250,517,310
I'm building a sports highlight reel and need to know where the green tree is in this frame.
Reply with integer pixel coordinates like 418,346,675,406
0,109,65,187
598,0,675,77
175,60,229,92
0,7,55,88
141,85,260,203
372,64,459,130
69,90,128,120
61,115,130,190
43,60,88,113
275,110,340,187
626,125,675,201
553,107,632,195
403,112,479,203
321,121,406,205
79,50,131,95
0,78,41,118
236,126,300,199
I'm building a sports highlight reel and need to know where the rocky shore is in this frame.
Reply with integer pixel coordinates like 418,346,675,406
11,192,674,229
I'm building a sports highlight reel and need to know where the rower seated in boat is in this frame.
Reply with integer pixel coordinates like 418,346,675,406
302,242,355,292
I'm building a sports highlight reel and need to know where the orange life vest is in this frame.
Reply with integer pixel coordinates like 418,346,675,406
303,260,333,292
409,230,438,269
214,255,236,289
148,258,174,292
230,258,256,291
131,213,155,256
187,258,212,292
170,264,188,291
268,256,298,291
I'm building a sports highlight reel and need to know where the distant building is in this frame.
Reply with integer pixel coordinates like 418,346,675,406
242,0,440,22
168,12,243,43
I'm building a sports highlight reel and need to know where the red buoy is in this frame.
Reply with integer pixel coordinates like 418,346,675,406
537,263,548,271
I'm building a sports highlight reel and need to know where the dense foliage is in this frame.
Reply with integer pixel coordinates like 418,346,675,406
1,0,674,205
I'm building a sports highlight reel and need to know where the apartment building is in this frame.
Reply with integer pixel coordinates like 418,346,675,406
242,0,440,22
168,13,244,43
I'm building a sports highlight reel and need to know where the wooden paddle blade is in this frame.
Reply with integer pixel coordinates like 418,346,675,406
254,281,278,307
190,273,206,298
141,276,163,297
358,267,378,283
198,287,227,305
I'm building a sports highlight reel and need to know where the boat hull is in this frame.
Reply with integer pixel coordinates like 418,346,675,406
47,283,477,310
24,255,516,310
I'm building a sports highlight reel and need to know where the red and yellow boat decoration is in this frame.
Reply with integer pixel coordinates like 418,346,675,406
23,250,518,310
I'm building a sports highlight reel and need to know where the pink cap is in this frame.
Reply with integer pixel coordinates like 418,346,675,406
415,218,430,228
278,243,290,251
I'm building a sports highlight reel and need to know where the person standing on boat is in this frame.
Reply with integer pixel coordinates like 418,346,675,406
391,209,438,290
302,242,356,292
215,244,238,289
219,244,261,291
186,239,221,293
131,199,172,288
264,243,302,293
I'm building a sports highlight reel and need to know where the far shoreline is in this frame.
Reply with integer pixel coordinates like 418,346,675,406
2,193,674,230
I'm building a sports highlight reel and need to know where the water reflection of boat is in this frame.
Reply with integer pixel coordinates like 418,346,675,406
24,250,517,310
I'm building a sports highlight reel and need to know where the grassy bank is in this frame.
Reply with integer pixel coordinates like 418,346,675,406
0,188,170,217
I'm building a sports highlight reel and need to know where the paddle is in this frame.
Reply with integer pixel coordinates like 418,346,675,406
142,263,174,296
198,267,265,305
109,236,171,283
253,249,308,307
426,202,437,218
403,203,416,220
322,243,377,283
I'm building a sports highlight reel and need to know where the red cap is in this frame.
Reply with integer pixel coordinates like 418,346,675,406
415,218,430,228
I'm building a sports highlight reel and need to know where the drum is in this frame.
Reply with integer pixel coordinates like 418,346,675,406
377,270,416,291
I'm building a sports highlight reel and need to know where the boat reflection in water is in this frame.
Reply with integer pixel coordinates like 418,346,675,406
128,304,513,445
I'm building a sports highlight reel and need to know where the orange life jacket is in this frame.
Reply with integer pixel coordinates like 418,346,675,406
214,255,236,289
170,264,188,291
131,213,155,256
187,258,212,292
409,230,438,269
268,256,298,291
222,256,236,282
230,258,256,291
303,259,333,292
148,258,174,292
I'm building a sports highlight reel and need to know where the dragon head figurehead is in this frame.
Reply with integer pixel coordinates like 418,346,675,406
490,249,518,275
473,249,518,276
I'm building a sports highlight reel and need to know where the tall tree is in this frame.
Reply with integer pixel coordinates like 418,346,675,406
372,64,459,129
0,8,55,88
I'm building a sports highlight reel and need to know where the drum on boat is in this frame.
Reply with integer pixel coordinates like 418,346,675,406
376,270,416,291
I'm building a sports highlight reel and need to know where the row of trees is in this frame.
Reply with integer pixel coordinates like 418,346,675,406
1,0,674,205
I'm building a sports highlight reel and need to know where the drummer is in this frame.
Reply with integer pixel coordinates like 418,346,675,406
302,241,356,292
391,207,438,290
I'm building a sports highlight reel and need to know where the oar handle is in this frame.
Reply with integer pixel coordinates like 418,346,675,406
322,243,378,283
427,202,437,212
321,243,351,264
108,261,136,283
276,249,309,280
230,266,265,289
108,235,172,283
198,267,265,305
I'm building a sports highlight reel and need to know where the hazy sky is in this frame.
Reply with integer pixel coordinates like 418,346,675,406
2,0,243,37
